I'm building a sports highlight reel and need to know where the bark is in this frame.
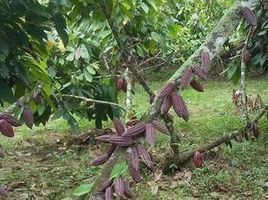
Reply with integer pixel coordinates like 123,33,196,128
124,68,133,121
86,1,259,198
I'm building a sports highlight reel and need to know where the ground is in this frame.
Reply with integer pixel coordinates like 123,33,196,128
1,79,268,199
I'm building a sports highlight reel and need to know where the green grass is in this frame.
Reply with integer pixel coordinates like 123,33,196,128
1,79,268,199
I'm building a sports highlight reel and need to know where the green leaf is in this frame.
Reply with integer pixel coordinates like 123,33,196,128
227,64,238,80
73,183,93,197
140,2,149,14
53,13,69,46
110,161,128,180
80,44,89,59
86,66,96,75
151,32,161,42
0,81,15,103
84,70,93,82
66,52,75,61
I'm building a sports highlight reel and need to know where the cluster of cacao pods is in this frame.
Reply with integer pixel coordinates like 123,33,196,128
159,51,210,121
91,118,168,167
116,77,127,93
0,112,20,137
101,176,132,199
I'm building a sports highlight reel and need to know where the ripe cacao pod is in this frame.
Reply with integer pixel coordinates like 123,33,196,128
113,118,125,136
113,177,125,197
123,184,133,198
0,112,20,127
0,187,8,197
152,121,169,135
100,179,112,192
190,80,204,92
171,92,189,122
180,68,193,90
22,106,34,129
192,66,207,80
122,122,146,138
158,82,175,98
145,123,156,145
90,154,109,166
128,160,142,182
137,145,154,170
128,147,140,171
105,187,113,200
192,151,204,168
241,48,251,63
116,78,124,91
241,6,257,26
34,93,43,105
0,119,14,137
107,144,117,157
161,95,172,115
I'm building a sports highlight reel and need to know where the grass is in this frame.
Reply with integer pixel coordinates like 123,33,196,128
1,79,268,199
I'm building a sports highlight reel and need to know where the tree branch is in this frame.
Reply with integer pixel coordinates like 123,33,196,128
162,104,268,173
59,94,126,111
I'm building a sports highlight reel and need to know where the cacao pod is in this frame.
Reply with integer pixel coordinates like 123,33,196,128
122,122,146,138
241,6,257,26
171,92,189,122
22,106,34,129
116,78,124,91
160,95,172,115
113,118,125,135
158,82,175,98
152,121,169,135
96,135,134,146
190,80,204,92
0,112,20,127
107,144,117,157
192,66,207,80
200,51,210,72
137,145,154,170
123,184,133,198
192,151,204,168
90,154,109,166
105,187,113,200
113,177,124,197
0,187,7,198
100,179,112,192
145,123,156,145
241,48,251,63
128,147,139,171
180,68,193,90
0,119,14,137
128,160,142,182
34,93,43,105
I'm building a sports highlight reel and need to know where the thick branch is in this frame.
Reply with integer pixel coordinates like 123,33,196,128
162,104,268,173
